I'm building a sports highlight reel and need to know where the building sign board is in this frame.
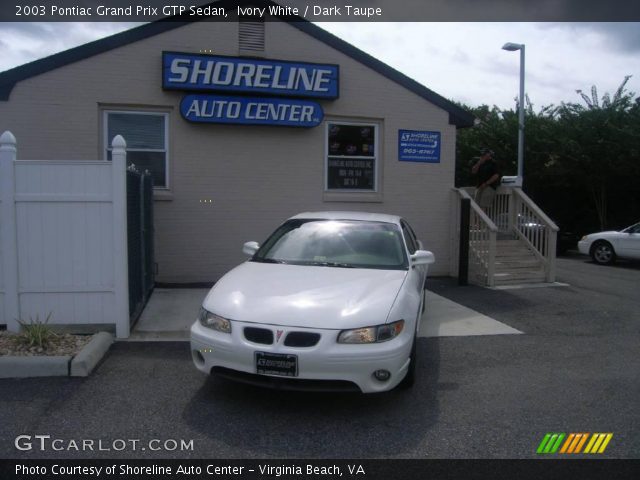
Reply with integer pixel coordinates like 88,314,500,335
163,52,339,99
180,94,324,127
398,130,441,163
327,158,375,190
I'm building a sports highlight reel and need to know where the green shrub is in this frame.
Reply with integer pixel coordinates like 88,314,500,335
15,312,56,349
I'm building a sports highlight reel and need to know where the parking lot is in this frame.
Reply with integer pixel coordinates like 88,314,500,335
1,254,638,459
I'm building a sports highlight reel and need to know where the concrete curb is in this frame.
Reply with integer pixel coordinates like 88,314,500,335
0,332,114,379
0,356,72,378
70,332,114,377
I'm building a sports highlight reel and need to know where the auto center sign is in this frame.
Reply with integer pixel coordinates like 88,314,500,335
163,52,338,127
180,94,323,127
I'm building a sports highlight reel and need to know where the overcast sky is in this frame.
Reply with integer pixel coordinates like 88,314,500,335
1,21,638,110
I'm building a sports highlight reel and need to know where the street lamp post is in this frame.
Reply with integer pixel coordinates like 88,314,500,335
502,42,525,187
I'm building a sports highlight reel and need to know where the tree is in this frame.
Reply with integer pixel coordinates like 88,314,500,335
555,76,639,230
455,77,640,234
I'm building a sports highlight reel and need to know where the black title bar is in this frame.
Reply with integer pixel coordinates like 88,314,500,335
2,459,640,480
2,0,640,22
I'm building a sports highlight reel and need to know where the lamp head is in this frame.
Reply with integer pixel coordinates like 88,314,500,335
502,42,524,51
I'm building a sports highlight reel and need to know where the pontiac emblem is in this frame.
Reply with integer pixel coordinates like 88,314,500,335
276,330,284,342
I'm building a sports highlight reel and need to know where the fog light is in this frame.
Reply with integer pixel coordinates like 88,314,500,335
193,350,205,365
373,369,391,381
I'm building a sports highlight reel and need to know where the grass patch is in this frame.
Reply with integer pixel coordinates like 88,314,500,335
15,312,56,349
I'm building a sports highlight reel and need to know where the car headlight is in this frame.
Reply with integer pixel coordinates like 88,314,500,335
580,235,588,241
337,320,404,344
198,307,232,333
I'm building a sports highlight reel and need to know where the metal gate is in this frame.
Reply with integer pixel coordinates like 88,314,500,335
127,166,155,324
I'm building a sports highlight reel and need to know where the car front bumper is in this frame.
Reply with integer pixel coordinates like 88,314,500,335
190,320,413,393
577,240,590,256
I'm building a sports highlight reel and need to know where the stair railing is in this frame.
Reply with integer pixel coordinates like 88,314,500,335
454,188,498,287
510,188,559,282
454,186,559,285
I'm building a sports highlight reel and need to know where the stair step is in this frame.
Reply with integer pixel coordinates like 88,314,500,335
495,262,542,272
496,247,534,253
470,235,550,286
495,250,537,258
496,239,525,246
495,257,540,265
493,271,546,285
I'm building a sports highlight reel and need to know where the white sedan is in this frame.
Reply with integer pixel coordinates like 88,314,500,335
578,222,640,265
190,211,435,393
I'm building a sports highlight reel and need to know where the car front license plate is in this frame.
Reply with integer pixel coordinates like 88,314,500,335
255,352,298,377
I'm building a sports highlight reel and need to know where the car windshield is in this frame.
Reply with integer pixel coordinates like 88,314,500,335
622,222,640,233
252,219,409,270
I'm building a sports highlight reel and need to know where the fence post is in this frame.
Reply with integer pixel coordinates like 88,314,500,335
458,198,470,285
547,230,557,283
139,172,147,302
111,135,130,338
487,230,497,287
0,131,20,333
507,187,516,234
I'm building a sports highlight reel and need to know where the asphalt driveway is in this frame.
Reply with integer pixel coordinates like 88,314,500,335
1,254,638,459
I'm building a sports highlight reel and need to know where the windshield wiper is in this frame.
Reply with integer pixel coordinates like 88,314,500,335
252,258,287,264
308,261,356,268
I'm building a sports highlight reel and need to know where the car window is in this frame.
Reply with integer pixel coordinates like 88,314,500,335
253,219,409,270
400,221,418,254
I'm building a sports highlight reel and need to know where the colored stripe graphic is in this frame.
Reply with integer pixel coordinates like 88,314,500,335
584,433,613,454
537,433,565,454
538,433,613,454
559,433,575,454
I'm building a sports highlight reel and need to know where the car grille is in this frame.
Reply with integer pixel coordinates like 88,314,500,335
243,327,273,344
284,331,321,347
212,367,361,392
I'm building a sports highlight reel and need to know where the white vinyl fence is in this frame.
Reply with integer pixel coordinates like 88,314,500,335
0,131,130,338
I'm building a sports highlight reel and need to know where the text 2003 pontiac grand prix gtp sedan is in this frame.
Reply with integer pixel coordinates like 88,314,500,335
190,211,435,393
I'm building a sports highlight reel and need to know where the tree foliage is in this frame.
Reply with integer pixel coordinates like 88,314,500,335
456,77,640,234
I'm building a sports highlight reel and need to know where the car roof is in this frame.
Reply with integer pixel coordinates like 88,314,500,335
289,211,403,226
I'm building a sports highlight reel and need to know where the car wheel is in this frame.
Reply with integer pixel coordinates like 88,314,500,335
396,335,416,390
591,241,616,265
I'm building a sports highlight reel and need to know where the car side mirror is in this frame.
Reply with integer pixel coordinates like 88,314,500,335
243,241,259,256
410,250,435,266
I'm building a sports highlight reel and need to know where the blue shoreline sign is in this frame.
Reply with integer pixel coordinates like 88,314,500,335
398,130,441,163
180,94,324,127
164,52,339,99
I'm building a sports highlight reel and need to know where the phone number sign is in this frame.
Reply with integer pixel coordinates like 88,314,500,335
398,130,441,163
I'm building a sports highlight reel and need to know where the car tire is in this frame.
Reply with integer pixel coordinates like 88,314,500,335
591,240,616,265
396,335,416,390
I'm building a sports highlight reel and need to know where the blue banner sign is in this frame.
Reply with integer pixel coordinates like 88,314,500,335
398,130,441,163
163,52,339,99
180,94,324,127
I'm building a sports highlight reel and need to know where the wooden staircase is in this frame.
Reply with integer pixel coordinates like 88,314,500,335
454,186,558,288
493,239,545,286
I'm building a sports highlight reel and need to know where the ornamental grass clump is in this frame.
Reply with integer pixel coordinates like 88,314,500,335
15,312,56,349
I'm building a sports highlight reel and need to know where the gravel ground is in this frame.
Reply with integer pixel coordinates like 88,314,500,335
0,330,93,357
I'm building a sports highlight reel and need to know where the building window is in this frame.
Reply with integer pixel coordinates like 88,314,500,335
104,111,169,188
326,122,378,191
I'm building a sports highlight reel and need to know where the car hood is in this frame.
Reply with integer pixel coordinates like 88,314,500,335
202,262,408,329
585,231,621,239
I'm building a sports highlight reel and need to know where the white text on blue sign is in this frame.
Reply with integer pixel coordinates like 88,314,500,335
163,52,339,99
180,94,324,127
398,130,441,163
